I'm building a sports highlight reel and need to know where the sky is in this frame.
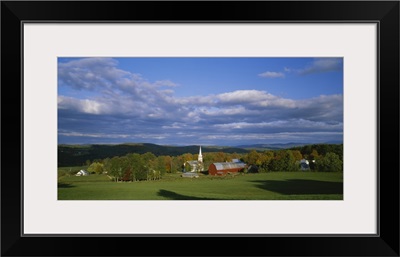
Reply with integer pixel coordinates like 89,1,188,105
58,57,343,146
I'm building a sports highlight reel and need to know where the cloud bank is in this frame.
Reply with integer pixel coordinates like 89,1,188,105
58,58,343,145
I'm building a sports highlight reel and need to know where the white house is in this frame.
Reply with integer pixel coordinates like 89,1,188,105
76,170,89,176
300,159,310,171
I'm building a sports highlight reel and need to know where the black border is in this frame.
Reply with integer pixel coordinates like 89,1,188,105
2,1,399,256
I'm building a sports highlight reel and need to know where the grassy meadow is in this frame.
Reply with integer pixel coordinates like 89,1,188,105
58,171,343,200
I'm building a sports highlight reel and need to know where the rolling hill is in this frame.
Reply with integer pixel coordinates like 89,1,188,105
236,141,343,150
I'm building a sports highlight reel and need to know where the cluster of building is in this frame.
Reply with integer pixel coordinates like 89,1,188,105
183,146,313,176
183,146,247,176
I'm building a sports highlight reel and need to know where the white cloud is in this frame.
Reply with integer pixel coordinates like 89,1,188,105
162,122,185,129
58,131,131,138
218,90,273,103
201,106,249,116
58,96,110,115
58,130,168,140
154,80,179,87
58,58,133,91
258,71,285,78
298,58,342,75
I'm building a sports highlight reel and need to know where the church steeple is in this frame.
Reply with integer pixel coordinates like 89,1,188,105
198,146,203,163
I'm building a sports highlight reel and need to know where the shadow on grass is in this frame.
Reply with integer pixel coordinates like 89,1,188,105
58,182,75,188
157,189,220,200
251,179,343,195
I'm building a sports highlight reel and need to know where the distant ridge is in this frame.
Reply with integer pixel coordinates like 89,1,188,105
236,141,343,150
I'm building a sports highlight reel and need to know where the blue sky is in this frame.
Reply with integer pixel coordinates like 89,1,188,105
58,57,343,146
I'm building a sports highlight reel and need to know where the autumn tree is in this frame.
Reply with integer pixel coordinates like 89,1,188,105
218,152,228,162
228,152,242,161
258,151,274,173
163,155,172,173
181,153,194,163
243,150,261,166
291,150,303,161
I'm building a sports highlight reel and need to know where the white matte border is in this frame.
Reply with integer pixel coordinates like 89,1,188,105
23,23,377,234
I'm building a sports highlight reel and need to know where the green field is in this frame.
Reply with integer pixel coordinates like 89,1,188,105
58,171,343,200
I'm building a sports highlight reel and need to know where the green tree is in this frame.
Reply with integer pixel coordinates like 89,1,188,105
142,153,157,181
268,150,299,171
106,156,126,182
316,152,343,172
171,156,184,173
87,162,104,174
284,150,299,171
128,153,145,181
155,156,167,176
103,158,111,174
142,152,156,164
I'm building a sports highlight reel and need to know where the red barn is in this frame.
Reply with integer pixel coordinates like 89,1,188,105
208,162,246,176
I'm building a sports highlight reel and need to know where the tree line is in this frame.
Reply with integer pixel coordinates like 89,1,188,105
81,144,342,182
241,145,343,173
85,151,245,182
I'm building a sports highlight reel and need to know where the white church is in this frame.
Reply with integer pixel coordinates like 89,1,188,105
184,146,204,173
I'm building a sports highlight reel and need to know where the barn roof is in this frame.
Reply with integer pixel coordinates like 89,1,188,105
212,162,246,170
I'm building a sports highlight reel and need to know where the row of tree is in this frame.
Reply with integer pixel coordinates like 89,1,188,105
89,153,165,182
87,151,247,181
85,144,343,182
242,146,343,172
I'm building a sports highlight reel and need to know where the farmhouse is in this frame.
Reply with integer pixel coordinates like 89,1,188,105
208,161,246,176
76,170,89,176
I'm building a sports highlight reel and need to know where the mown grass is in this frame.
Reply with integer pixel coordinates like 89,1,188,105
58,171,343,200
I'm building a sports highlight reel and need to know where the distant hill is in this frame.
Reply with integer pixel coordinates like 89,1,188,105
58,143,249,167
236,142,310,150
236,141,343,150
